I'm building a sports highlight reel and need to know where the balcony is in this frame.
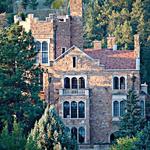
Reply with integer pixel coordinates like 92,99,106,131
59,89,89,96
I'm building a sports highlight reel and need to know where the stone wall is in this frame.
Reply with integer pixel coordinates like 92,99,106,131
43,47,140,144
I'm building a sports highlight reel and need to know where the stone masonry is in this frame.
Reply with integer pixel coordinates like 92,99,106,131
14,0,148,148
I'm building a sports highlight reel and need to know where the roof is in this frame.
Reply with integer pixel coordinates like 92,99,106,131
84,48,136,69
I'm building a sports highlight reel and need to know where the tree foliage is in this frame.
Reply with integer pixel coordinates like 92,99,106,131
0,118,26,150
0,23,44,134
26,105,78,150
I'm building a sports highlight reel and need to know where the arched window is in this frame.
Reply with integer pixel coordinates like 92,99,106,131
72,77,77,89
63,101,70,118
140,100,144,116
120,77,125,89
42,41,48,64
78,101,85,118
113,101,119,117
113,77,119,89
71,127,77,141
64,77,70,89
35,41,41,63
79,77,85,89
71,101,77,118
120,101,126,116
79,127,85,144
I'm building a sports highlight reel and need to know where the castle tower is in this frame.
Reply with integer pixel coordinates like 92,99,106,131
70,0,83,49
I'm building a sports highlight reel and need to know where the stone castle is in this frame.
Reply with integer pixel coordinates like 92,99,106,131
14,0,149,149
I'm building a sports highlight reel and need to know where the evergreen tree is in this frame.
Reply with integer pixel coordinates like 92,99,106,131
26,105,78,150
0,118,26,150
119,75,145,137
0,23,44,134
29,0,38,10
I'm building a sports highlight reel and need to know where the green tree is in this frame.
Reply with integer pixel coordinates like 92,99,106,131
119,75,145,137
111,136,137,150
26,105,78,150
0,118,26,150
29,0,38,10
0,23,44,134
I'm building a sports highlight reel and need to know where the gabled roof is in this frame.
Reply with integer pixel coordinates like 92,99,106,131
84,48,136,70
55,45,95,62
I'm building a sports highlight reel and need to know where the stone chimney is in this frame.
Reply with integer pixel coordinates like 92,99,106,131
134,34,140,70
107,36,116,49
134,34,140,58
141,83,148,94
93,40,102,49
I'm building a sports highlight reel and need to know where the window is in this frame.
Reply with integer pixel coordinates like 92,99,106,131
35,41,41,63
120,101,126,116
140,100,144,116
71,101,77,118
113,100,126,117
120,77,125,89
113,101,119,117
64,77,70,89
72,77,77,89
113,76,126,90
42,41,48,64
79,77,85,89
70,127,86,143
73,57,77,68
78,101,85,118
63,101,70,118
62,47,66,54
71,127,77,141
113,77,119,89
64,101,85,119
79,127,85,144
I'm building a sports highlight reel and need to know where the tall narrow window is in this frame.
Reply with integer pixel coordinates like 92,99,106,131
79,127,85,144
113,101,119,117
71,127,77,141
35,41,41,63
140,100,144,116
79,77,85,89
78,101,85,118
62,47,66,54
63,101,70,118
72,77,77,89
71,101,77,118
120,101,126,116
73,57,77,68
120,77,125,89
42,41,48,64
64,77,70,89
113,77,119,89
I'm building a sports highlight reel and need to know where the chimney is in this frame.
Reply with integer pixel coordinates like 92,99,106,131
134,34,140,58
107,36,116,49
93,40,102,49
141,83,148,94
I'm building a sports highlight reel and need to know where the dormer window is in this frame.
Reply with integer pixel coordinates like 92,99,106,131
73,57,77,68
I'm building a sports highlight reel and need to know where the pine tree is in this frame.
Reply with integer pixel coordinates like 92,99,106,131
26,105,78,150
119,75,145,137
0,118,26,150
29,0,38,10
0,23,44,134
